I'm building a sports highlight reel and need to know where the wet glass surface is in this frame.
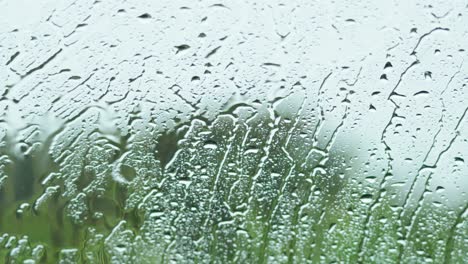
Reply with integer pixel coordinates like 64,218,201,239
0,0,467,263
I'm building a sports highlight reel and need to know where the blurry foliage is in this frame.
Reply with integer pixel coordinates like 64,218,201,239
0,105,466,263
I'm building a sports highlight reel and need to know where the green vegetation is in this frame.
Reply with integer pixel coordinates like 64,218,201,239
0,104,466,263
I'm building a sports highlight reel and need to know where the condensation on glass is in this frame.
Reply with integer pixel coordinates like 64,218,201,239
0,0,467,263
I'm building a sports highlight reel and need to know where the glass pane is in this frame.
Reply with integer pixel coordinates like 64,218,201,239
0,0,467,263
